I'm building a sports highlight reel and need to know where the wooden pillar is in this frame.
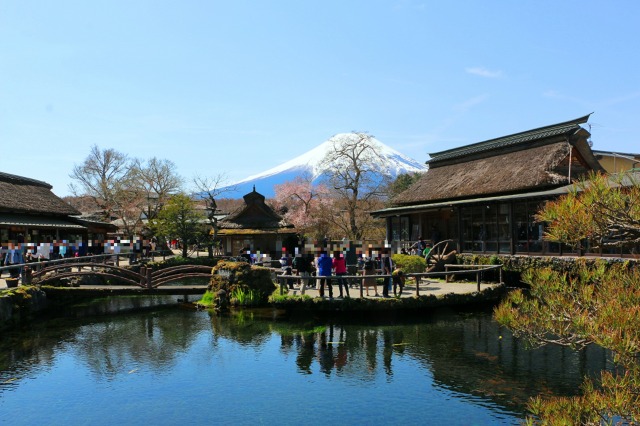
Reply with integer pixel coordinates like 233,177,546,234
146,267,152,289
140,266,146,288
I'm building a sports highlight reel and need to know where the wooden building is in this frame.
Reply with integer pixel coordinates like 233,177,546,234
217,187,297,258
592,150,640,174
372,115,608,256
0,172,115,257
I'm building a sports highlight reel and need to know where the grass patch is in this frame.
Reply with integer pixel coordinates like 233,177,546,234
197,290,215,307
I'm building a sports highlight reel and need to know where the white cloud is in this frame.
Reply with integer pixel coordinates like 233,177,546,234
454,94,489,112
466,67,503,78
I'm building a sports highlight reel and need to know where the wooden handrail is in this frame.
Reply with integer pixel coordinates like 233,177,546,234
275,264,503,296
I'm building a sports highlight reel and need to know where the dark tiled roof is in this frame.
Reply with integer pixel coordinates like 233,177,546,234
428,114,591,165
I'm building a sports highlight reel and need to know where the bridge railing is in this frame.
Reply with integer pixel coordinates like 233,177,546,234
275,264,503,297
0,251,173,281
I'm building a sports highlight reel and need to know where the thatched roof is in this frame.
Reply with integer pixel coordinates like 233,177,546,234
392,115,604,206
219,187,293,230
0,172,80,216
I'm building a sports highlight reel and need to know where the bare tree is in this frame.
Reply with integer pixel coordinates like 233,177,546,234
192,173,236,257
70,146,184,238
132,157,183,221
69,145,137,222
318,132,390,239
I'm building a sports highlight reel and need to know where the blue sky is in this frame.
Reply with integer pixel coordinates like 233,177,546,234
1,1,639,197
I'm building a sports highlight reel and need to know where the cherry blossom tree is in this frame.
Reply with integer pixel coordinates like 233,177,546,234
272,174,332,240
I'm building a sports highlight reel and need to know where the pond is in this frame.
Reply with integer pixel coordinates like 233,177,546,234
0,303,609,425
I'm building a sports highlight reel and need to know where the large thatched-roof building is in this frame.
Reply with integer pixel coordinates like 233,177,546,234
373,115,609,256
217,187,297,258
0,172,115,257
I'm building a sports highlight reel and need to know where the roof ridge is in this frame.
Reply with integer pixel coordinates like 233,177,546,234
428,114,592,163
0,171,53,189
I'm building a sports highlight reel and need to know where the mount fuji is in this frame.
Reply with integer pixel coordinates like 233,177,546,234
220,133,428,198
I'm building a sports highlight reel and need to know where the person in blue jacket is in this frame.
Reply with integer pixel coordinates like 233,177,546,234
316,251,333,298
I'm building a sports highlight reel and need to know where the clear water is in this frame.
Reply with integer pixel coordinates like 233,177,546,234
0,305,608,425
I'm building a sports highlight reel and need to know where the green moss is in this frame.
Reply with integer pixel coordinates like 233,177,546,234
208,261,276,307
0,286,47,329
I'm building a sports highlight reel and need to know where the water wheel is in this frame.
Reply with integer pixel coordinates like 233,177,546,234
425,239,457,273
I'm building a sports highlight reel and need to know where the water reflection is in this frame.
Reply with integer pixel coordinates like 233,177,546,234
205,308,609,413
0,305,611,424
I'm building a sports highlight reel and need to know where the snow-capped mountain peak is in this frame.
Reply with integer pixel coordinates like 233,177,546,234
224,133,427,197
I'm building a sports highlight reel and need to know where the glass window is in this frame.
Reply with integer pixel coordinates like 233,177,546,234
471,206,485,252
497,203,511,254
400,217,410,241
461,208,473,252
514,203,529,253
486,205,498,244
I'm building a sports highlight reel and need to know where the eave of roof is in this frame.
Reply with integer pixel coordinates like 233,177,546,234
372,185,572,218
0,213,88,229
217,228,297,236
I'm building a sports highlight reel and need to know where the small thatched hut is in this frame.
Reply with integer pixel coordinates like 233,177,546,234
217,187,296,259
373,114,607,256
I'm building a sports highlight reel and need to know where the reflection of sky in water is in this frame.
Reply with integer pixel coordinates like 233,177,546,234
0,309,606,425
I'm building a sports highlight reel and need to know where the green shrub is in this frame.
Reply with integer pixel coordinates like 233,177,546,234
392,254,426,274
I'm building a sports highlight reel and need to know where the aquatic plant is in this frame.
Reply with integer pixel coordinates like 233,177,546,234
230,288,260,307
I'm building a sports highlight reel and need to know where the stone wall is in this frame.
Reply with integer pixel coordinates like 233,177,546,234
457,254,640,286
0,287,48,329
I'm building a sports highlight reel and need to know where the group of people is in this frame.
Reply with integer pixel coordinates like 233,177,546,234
279,249,403,299
407,236,432,258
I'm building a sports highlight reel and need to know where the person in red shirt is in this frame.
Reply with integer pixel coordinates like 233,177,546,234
332,251,349,298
